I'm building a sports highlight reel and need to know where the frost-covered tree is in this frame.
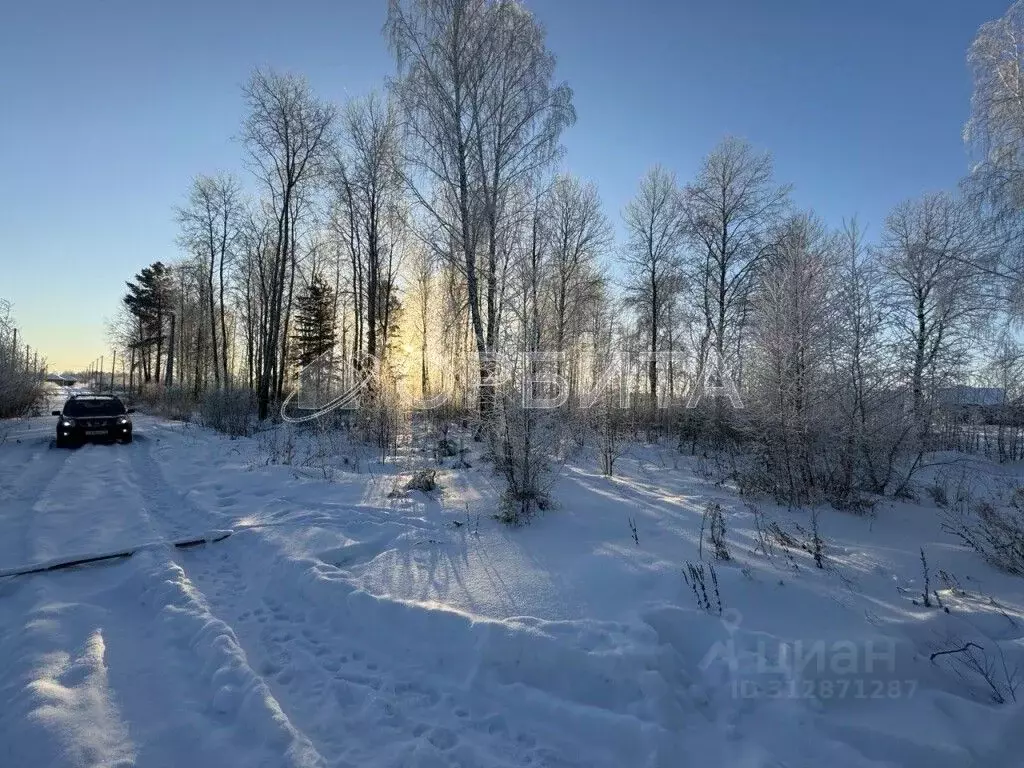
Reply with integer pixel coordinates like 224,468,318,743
748,213,837,502
387,0,574,419
682,138,790,390
621,165,686,405
332,92,406,365
965,1,1024,313
878,192,990,436
0,300,44,418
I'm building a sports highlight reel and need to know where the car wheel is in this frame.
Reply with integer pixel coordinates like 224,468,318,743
122,434,133,444
55,436,65,449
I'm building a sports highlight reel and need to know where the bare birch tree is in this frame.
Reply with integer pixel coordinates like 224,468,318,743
621,165,686,406
241,69,334,419
177,173,243,389
545,174,611,393
682,138,790,390
387,0,574,420
749,213,838,502
878,192,990,437
333,92,406,367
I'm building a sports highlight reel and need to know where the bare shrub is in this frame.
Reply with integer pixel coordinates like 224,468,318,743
254,424,297,466
436,437,460,458
434,433,470,467
792,509,826,568
768,520,800,551
683,561,723,615
136,386,195,422
700,502,730,561
200,388,256,437
928,482,949,507
0,300,45,418
930,637,1020,704
746,501,774,558
913,548,947,609
0,371,43,419
358,367,406,464
406,468,439,493
810,509,825,568
586,382,629,477
942,496,1024,575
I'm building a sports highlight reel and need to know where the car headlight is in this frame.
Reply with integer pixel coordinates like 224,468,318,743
117,416,130,425
61,418,75,427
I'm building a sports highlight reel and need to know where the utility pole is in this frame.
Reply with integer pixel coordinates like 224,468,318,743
110,351,116,392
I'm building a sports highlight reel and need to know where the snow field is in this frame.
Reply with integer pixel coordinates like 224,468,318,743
1,412,1023,766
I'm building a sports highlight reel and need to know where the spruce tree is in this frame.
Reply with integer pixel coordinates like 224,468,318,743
291,273,337,368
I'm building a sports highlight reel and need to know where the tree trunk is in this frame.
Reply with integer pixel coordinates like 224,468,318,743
165,313,175,387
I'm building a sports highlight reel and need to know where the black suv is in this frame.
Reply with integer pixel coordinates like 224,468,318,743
53,395,134,447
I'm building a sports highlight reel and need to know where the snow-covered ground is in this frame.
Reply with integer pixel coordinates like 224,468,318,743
1,404,1023,767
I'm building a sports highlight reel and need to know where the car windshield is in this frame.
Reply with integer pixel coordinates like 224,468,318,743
63,398,126,417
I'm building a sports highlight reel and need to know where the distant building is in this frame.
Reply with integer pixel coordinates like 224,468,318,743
936,386,1019,425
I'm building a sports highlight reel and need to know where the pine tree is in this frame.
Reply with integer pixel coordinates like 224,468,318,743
123,262,174,385
291,273,337,368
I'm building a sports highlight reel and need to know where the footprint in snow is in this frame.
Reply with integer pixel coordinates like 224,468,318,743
427,727,458,750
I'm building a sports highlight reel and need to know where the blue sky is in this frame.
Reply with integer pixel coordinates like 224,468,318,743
0,0,1011,370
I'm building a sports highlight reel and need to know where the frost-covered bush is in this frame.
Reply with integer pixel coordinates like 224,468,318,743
0,369,43,418
200,388,257,437
254,423,297,466
355,365,406,464
491,392,557,525
0,302,44,418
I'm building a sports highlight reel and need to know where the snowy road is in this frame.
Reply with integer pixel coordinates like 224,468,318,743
0,419,322,767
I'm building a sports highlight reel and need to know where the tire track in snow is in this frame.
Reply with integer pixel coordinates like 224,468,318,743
111,421,619,766
102,550,327,768
174,539,373,767
178,533,550,768
124,432,205,540
0,436,75,515
23,442,174,563
0,430,327,767
0,545,326,767
0,437,86,569
112,427,332,766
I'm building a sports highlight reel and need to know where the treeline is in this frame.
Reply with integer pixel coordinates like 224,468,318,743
0,299,46,418
108,0,1024,512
